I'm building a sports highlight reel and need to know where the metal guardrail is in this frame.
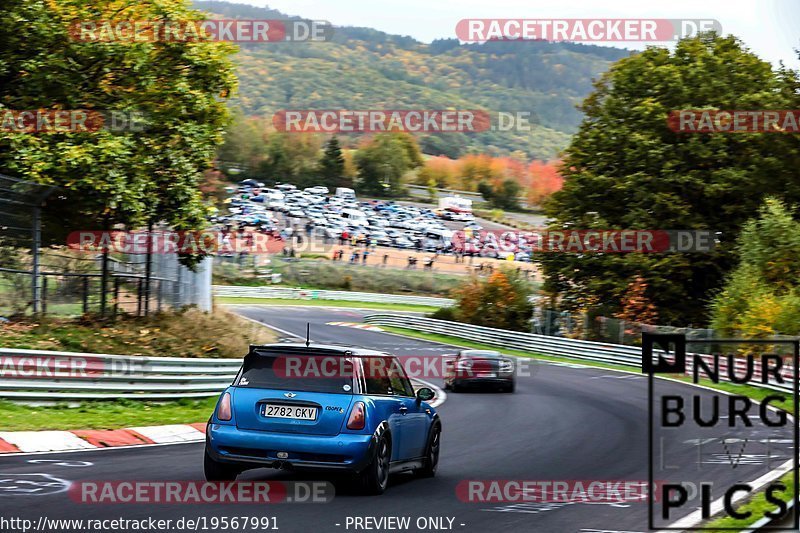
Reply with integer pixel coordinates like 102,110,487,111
362,314,797,393
0,348,241,400
214,285,454,307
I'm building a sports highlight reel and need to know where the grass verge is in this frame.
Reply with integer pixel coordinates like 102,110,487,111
704,471,794,531
0,307,279,432
217,297,442,314
214,258,465,297
0,307,275,358
0,398,218,431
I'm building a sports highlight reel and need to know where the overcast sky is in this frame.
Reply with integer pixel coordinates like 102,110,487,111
231,0,799,69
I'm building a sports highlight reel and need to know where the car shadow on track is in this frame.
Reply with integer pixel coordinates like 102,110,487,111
235,466,427,497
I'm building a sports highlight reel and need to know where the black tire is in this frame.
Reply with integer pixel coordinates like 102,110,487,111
506,381,515,393
358,435,391,495
204,448,240,481
417,423,441,478
443,381,451,391
451,381,461,392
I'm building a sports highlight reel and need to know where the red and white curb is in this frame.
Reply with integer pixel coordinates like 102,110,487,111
326,321,384,332
0,423,207,455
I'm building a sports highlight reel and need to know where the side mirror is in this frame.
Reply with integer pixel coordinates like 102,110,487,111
416,387,435,403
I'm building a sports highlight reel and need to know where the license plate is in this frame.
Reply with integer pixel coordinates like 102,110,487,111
477,372,496,378
263,404,318,421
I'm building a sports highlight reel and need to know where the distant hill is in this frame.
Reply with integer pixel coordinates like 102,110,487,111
193,1,631,159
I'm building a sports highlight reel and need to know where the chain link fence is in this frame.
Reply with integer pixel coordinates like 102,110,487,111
0,173,211,318
530,307,766,354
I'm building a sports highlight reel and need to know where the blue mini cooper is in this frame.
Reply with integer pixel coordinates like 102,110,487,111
204,343,441,494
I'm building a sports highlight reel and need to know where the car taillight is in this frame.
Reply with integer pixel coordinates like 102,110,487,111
347,401,365,430
217,392,232,421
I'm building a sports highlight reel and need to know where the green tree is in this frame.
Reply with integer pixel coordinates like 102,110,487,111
478,179,521,210
319,136,347,188
217,111,267,174
355,133,421,196
540,33,800,325
710,198,800,337
0,0,237,257
258,134,292,183
256,133,321,187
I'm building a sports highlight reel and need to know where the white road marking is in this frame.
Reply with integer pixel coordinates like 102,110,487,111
0,473,71,496
589,374,643,380
27,459,92,467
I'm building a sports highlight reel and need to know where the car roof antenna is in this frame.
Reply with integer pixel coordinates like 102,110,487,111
305,323,311,347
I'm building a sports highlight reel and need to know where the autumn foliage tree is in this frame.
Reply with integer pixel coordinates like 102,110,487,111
615,276,658,325
449,269,533,331
527,160,564,205
415,155,563,206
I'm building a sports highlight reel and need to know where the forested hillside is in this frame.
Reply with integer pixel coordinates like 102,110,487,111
194,1,630,159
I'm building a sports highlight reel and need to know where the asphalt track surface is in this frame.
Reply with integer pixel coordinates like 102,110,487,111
0,306,795,533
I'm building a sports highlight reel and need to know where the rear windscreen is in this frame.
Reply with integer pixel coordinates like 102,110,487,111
236,353,355,394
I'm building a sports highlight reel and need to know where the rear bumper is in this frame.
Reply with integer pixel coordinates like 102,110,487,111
454,377,514,386
207,424,374,472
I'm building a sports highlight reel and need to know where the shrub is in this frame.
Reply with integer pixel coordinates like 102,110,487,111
430,306,457,321
710,198,800,337
448,269,533,331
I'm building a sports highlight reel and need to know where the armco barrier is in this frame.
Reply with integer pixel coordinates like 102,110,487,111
363,314,797,393
0,348,241,400
214,285,454,307
0,348,439,403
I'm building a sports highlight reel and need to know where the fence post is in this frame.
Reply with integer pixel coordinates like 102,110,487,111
143,223,153,316
136,278,143,316
41,275,48,315
31,206,41,314
100,249,109,317
113,277,120,319
82,276,89,314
